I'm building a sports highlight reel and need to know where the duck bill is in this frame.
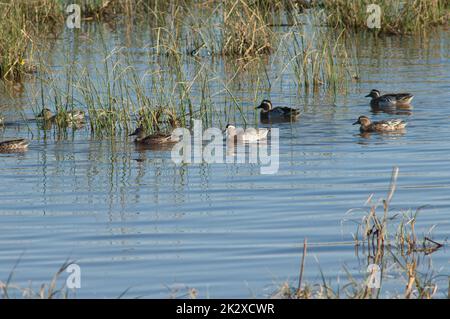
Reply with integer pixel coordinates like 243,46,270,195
255,105,263,109
365,94,371,97
128,132,137,136
352,121,359,125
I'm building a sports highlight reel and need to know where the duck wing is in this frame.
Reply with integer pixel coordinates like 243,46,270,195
0,139,29,148
382,93,414,102
272,107,300,116
143,133,178,144
374,119,406,130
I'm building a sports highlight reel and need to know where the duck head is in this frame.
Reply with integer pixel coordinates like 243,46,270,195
224,124,237,136
353,115,371,127
37,108,54,120
365,89,381,98
129,126,147,141
256,100,273,111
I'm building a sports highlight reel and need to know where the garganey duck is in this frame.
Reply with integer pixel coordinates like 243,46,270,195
256,100,300,122
225,124,269,142
365,89,414,108
353,115,407,133
0,139,29,152
129,126,180,145
37,108,85,125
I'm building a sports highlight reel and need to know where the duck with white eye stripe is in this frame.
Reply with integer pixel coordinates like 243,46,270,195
365,89,414,108
256,100,300,123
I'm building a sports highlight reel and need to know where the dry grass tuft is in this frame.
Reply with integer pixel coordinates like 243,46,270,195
222,0,273,58
323,0,450,35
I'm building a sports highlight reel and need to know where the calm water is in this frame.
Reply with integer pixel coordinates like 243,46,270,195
0,23,449,298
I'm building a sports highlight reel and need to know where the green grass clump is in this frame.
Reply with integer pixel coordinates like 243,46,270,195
221,0,273,57
323,0,450,35
0,0,63,80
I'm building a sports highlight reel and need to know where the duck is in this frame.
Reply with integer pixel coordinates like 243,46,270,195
129,126,180,145
353,115,407,133
225,124,269,142
37,108,85,124
365,89,414,108
0,139,29,152
256,100,300,122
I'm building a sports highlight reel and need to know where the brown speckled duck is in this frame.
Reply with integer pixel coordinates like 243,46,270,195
353,115,407,133
0,139,29,152
129,126,180,145
37,108,85,124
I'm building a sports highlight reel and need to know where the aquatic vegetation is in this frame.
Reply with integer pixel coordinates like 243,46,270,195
323,0,450,35
0,259,76,299
221,0,273,57
0,0,63,80
272,168,446,299
23,3,359,138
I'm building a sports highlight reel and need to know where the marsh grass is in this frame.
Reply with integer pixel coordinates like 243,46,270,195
2,0,449,80
0,0,375,138
323,0,450,35
273,167,446,299
0,258,75,299
0,0,175,80
287,29,356,94
0,0,63,80
221,0,273,57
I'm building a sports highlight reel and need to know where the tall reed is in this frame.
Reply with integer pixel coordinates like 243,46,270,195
323,0,450,34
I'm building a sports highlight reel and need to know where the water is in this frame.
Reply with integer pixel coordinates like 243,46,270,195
0,23,449,298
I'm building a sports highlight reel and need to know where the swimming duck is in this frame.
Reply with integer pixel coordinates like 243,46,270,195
129,126,180,145
37,108,85,124
353,115,407,132
225,124,269,142
0,139,29,152
256,100,300,122
365,89,414,108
